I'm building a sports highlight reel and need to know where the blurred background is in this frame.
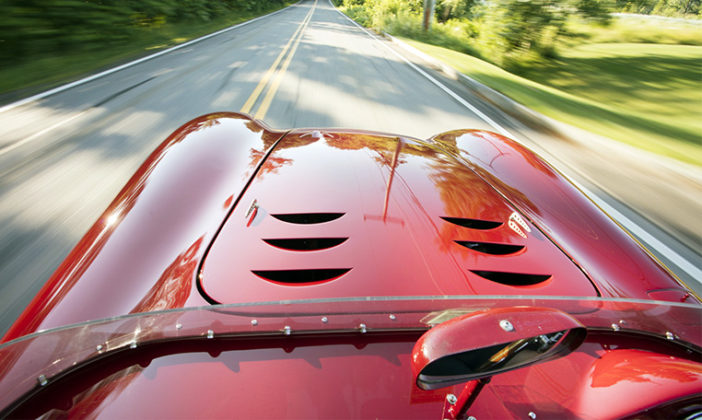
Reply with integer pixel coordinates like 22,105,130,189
1,0,700,163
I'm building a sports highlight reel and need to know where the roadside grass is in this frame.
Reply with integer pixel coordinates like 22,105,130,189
400,38,702,167
0,4,291,104
566,15,702,46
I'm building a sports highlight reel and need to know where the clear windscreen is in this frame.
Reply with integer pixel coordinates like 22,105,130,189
0,295,700,411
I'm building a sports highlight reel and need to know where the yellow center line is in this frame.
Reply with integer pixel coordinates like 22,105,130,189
253,6,314,120
240,2,316,115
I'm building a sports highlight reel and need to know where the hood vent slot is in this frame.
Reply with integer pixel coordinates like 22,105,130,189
252,268,351,284
263,237,348,251
470,270,550,286
455,241,524,255
272,213,345,224
441,216,502,230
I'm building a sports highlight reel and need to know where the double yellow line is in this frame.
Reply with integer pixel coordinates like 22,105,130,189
240,0,317,120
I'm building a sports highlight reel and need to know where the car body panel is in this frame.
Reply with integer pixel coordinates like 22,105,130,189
1,113,699,418
200,130,596,304
5,113,694,345
3,113,286,342
432,130,694,300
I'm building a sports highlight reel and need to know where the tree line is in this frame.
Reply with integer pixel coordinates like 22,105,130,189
429,0,700,21
0,0,288,64
338,0,699,70
614,0,701,14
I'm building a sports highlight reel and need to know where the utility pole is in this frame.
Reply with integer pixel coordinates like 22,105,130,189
423,0,435,31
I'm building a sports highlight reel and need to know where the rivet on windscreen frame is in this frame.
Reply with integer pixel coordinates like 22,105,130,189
528,412,537,419
446,394,457,405
96,344,104,352
37,375,48,386
389,314,397,320
611,323,620,331
321,316,328,323
359,323,367,333
283,326,292,336
129,341,137,349
176,323,183,330
251,319,258,326
206,330,214,339
619,319,626,324
499,320,514,332
666,331,675,340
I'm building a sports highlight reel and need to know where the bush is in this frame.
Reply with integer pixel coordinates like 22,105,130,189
0,0,288,65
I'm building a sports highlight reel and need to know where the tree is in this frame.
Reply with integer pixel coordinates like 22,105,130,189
474,0,611,67
423,0,435,31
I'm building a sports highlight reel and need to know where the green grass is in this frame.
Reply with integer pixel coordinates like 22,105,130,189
566,15,702,46
401,38,702,166
0,4,292,104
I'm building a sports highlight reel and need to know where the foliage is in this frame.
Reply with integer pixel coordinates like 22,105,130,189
435,0,478,22
341,0,423,29
340,0,613,68
614,0,701,15
0,0,290,99
0,0,288,66
470,0,611,69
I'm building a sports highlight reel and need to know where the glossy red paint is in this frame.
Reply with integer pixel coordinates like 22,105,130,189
431,130,696,301
2,112,700,418
20,340,699,419
466,339,702,419
200,131,596,304
576,348,702,418
6,114,695,343
3,113,286,342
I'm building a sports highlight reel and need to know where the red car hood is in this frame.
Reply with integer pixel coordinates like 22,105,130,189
4,113,693,345
200,130,597,303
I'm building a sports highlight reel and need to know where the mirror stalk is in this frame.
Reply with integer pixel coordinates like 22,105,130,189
445,377,491,420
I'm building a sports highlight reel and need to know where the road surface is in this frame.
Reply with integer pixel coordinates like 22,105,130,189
0,0,699,337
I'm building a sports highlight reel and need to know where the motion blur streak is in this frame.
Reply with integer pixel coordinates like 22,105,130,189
254,0,317,120
241,0,317,117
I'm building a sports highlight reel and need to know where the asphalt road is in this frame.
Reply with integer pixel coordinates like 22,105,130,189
0,0,699,337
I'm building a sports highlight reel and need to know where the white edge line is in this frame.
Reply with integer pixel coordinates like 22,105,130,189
573,180,702,280
331,0,701,281
0,4,297,115
329,0,515,140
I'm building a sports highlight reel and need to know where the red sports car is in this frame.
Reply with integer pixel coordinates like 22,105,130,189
0,113,699,419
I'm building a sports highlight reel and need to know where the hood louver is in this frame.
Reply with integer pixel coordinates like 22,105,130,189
441,216,502,230
454,241,524,256
272,213,344,224
252,268,351,284
199,131,597,305
470,270,551,286
252,212,350,285
443,215,551,288
263,238,348,251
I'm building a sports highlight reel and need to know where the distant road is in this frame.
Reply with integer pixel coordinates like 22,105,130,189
0,0,699,337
